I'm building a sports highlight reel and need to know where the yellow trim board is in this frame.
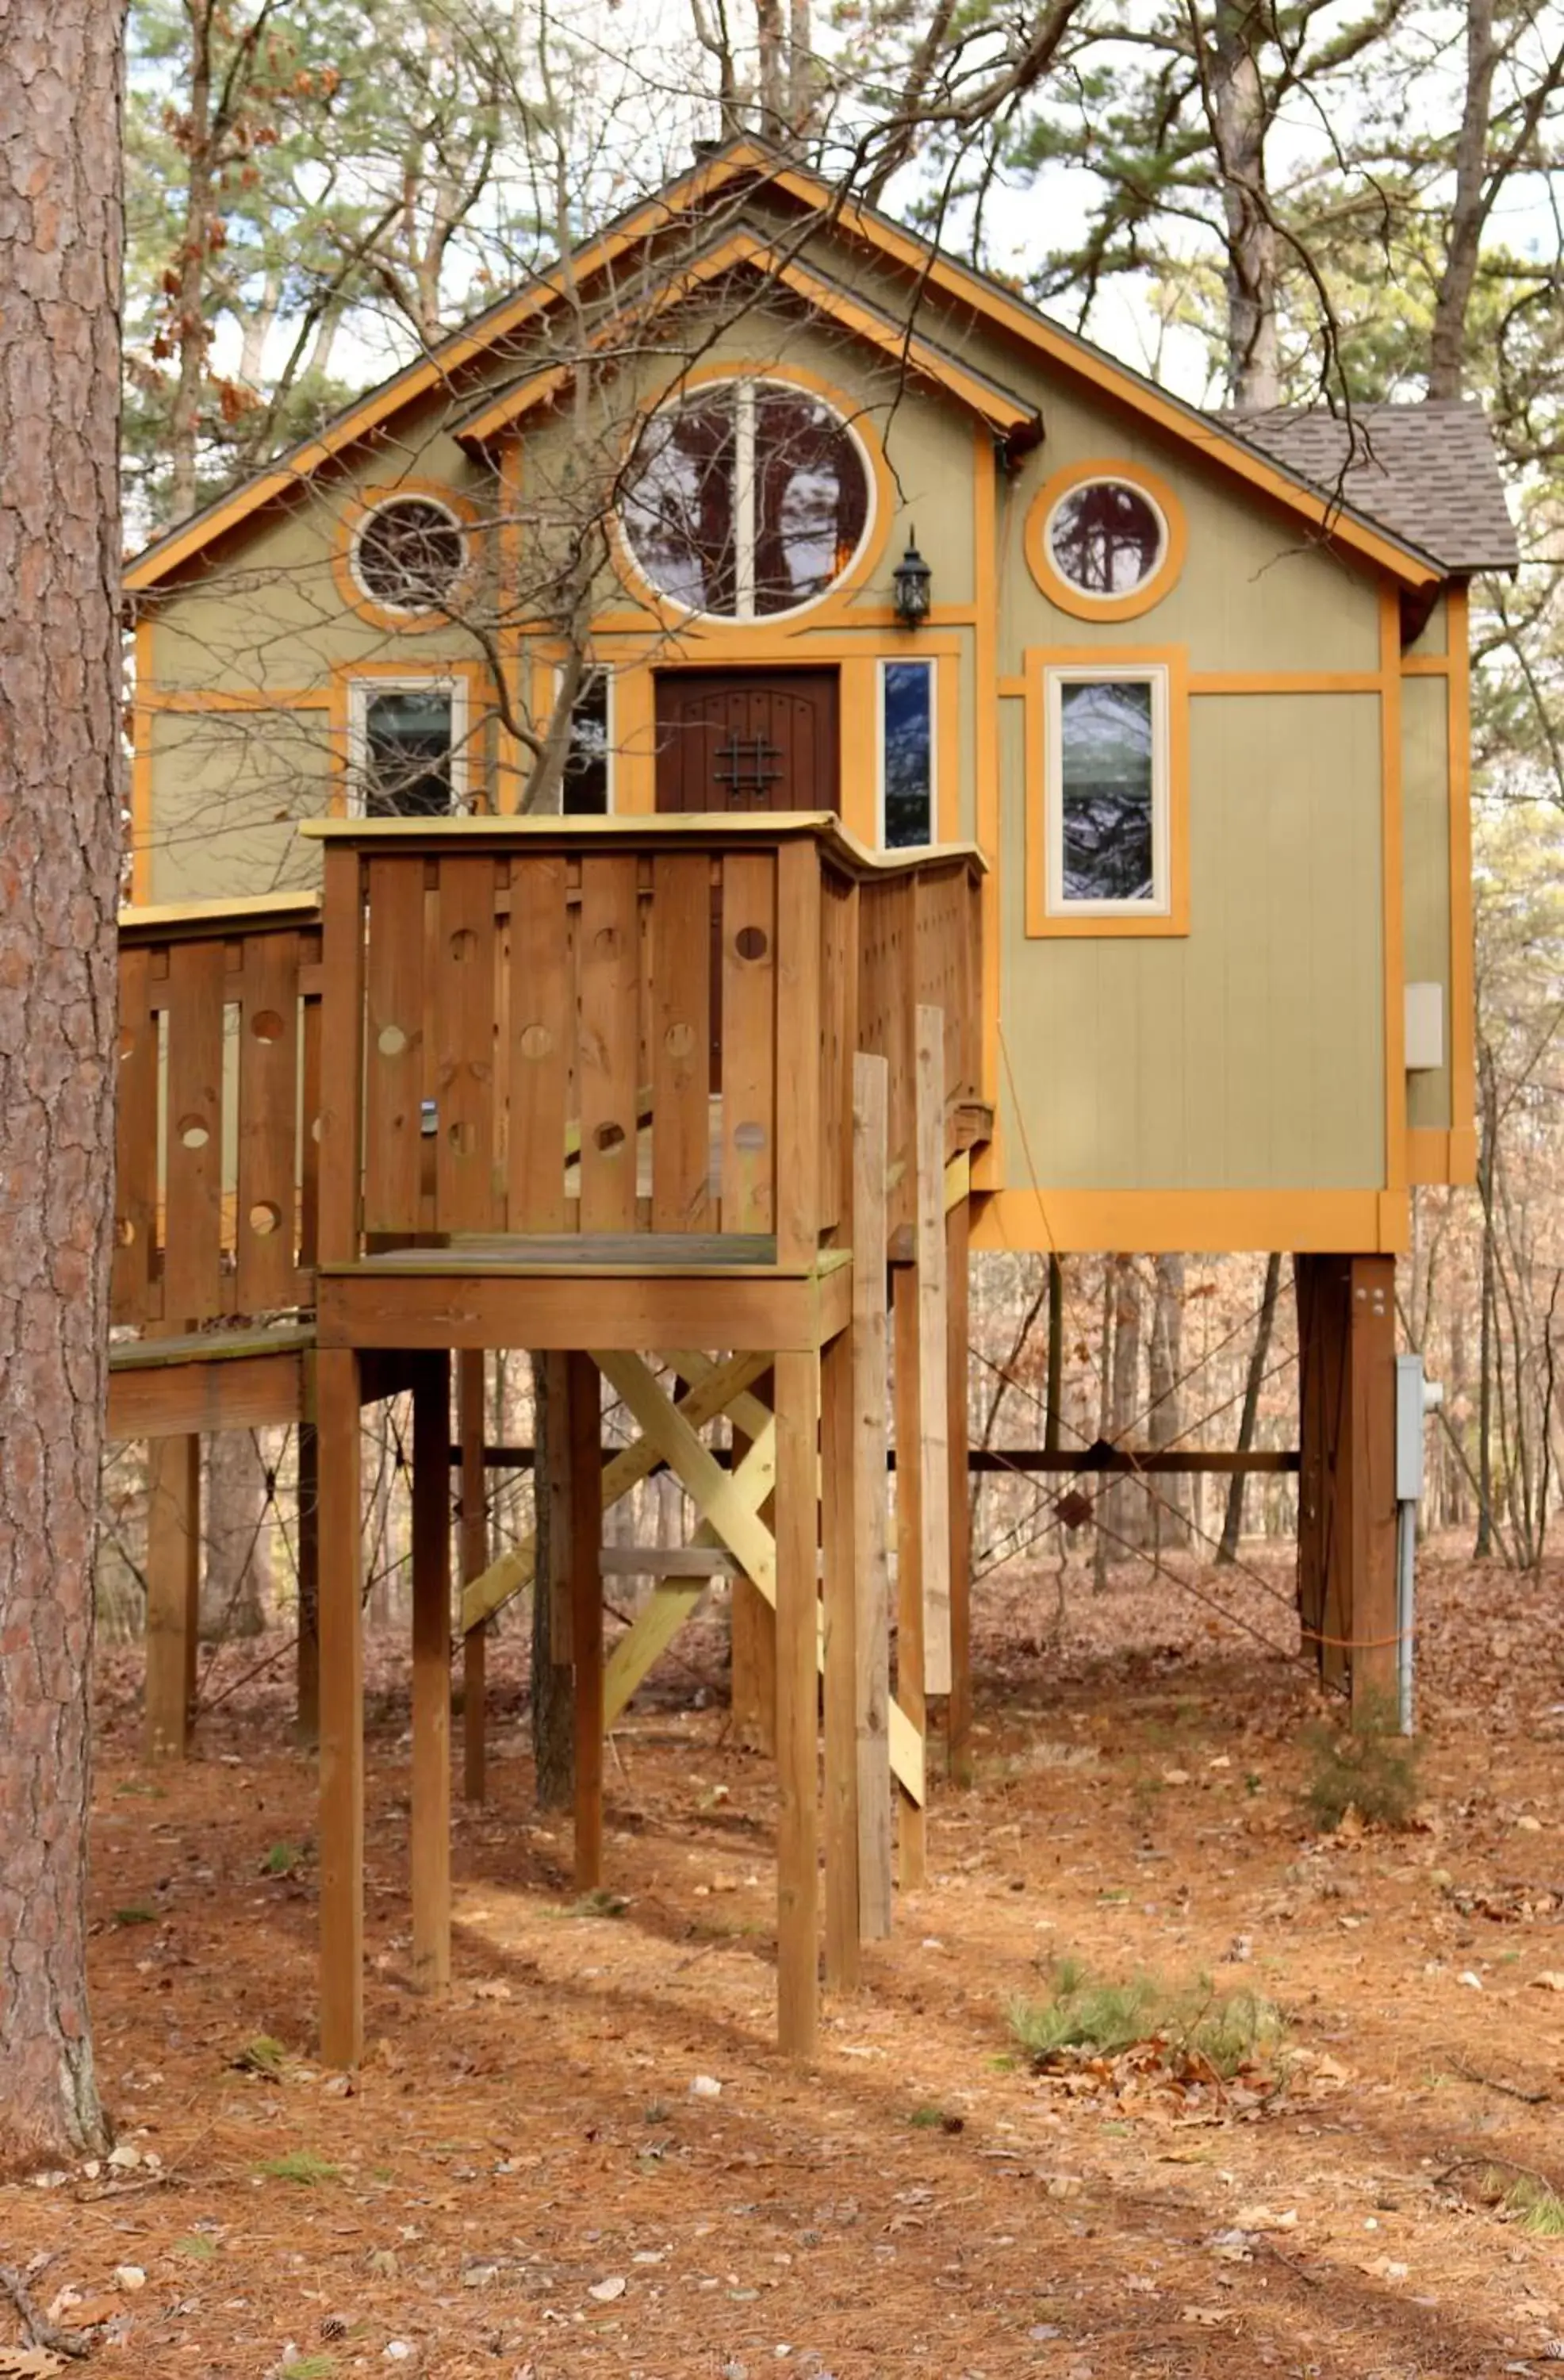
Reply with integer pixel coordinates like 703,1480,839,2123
1446,581,1476,1155
973,1186,1410,1256
1407,1125,1478,1187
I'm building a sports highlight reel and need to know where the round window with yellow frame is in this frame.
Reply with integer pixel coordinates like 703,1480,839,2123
1025,460,1186,622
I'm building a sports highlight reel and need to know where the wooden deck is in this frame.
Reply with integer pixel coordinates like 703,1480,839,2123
111,813,988,2071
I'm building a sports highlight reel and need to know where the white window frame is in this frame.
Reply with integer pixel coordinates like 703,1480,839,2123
876,656,937,849
553,664,615,815
1044,662,1171,917
346,674,468,819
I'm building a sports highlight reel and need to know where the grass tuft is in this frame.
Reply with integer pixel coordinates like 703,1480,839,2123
1505,2175,1564,2236
256,2148,338,2186
232,2033,289,2079
113,1904,159,1926
264,1841,304,1876
280,2358,337,2378
1301,1692,1421,1833
1009,1956,1285,2079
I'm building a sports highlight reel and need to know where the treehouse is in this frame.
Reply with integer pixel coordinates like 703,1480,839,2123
114,138,1516,2065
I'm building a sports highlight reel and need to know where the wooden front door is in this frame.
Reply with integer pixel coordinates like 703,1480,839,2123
654,669,840,813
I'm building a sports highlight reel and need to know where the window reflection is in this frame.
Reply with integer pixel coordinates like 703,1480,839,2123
1058,678,1154,900
883,660,933,848
1048,480,1164,597
362,685,456,816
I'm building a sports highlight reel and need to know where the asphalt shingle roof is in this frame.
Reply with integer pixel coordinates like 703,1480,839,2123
1218,398,1518,574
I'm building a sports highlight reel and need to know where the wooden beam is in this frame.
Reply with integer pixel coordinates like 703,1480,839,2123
458,1349,774,1631
110,1349,305,1440
593,1349,779,1598
296,1417,320,1749
893,1265,926,1890
458,1350,488,1802
318,1264,851,1357
599,1545,739,1577
568,1352,604,1892
602,1434,775,1723
774,1347,820,2059
411,1352,451,1994
822,1316,859,1991
1347,1256,1399,1722
144,1434,199,1761
317,1346,363,2068
914,1006,952,1695
946,1188,973,1785
853,1054,893,1939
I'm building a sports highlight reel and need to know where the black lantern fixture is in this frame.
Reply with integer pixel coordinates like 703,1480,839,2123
892,532,933,628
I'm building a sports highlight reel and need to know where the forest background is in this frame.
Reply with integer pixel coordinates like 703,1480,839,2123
111,0,1564,1646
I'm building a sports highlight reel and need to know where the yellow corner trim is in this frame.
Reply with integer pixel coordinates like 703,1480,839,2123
1022,643,1190,939
1024,458,1187,624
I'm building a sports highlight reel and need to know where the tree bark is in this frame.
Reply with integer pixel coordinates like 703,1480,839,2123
1210,1,1280,408
1217,1251,1281,1562
201,1430,271,1639
1147,1253,1187,1549
1428,0,1496,401
0,0,122,2167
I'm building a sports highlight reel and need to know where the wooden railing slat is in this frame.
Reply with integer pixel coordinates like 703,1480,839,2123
650,851,714,1233
162,937,227,1325
508,851,572,1232
577,854,640,1233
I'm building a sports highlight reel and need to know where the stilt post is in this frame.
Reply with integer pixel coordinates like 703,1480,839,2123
892,1260,926,1892
296,1415,320,1748
410,1349,451,1994
144,1433,200,1760
822,1318,859,1990
567,1350,604,1892
852,1054,893,1937
774,1345,821,2057
945,1183,973,1783
317,1346,363,2067
458,1349,488,1801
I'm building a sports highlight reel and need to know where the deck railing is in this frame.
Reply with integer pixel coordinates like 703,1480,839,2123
111,816,984,1330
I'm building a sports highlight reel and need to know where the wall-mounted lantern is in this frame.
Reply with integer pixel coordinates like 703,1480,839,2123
892,534,933,628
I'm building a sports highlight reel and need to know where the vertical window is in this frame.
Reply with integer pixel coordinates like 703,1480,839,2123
349,678,466,817
1045,666,1168,912
559,668,612,814
880,658,933,848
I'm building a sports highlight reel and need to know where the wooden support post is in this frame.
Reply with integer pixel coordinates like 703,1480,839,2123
774,1346,820,2058
945,1188,973,1783
144,1434,200,1761
892,1262,926,1892
567,1351,604,1893
1294,1254,1397,1716
458,1350,488,1802
411,1351,451,1994
914,1005,951,1695
296,1418,320,1749
730,1370,777,1755
821,1319,859,1992
852,1054,893,1939
317,1347,363,2067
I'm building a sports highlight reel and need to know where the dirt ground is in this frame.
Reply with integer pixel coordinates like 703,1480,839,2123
8,1541,1564,2380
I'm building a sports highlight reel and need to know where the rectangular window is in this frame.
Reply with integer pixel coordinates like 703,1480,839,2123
1045,666,1168,915
880,658,933,848
348,678,466,817
562,669,612,815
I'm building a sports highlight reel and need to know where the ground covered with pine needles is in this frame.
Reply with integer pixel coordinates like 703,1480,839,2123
8,1541,1564,2378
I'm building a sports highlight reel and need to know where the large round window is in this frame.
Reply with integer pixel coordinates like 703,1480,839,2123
352,496,466,613
620,379,872,620
1046,478,1167,598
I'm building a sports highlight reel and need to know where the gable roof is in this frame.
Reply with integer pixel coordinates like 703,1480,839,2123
127,136,1488,599
452,226,1045,451
1217,401,1517,575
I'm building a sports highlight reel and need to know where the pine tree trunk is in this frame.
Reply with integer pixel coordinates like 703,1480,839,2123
201,1431,270,1640
1148,1253,1188,1549
1217,1252,1281,1562
0,0,122,2167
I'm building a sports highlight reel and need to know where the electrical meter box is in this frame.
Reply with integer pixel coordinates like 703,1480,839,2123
1395,1353,1436,1502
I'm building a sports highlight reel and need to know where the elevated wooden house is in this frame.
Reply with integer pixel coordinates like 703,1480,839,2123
114,139,1515,2064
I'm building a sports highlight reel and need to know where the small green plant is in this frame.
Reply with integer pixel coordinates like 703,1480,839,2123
907,2104,963,2132
232,2034,288,2079
280,2357,336,2378
113,1904,158,1926
174,2234,218,2260
1009,1956,1285,2079
1506,2175,1564,2236
264,1841,303,1876
257,2148,338,2186
569,1887,630,1918
1301,1694,1421,1833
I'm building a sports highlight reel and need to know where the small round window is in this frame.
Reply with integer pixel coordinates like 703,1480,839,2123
353,497,466,613
621,378,872,620
1046,478,1167,599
